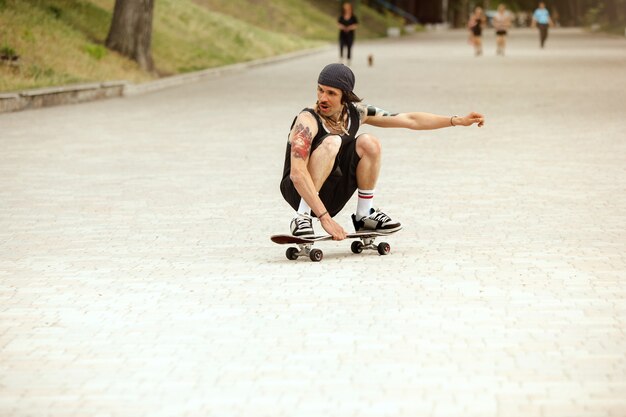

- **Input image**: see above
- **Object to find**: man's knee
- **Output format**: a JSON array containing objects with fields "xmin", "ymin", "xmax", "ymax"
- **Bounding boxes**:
[
  {"xmin": 315, "ymin": 135, "xmax": 342, "ymax": 158},
  {"xmin": 356, "ymin": 134, "xmax": 382, "ymax": 158}
]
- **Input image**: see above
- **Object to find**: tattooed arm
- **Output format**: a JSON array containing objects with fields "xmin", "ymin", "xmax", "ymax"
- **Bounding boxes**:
[
  {"xmin": 288, "ymin": 114, "xmax": 326, "ymax": 212},
  {"xmin": 356, "ymin": 103, "xmax": 484, "ymax": 130},
  {"xmin": 288, "ymin": 111, "xmax": 348, "ymax": 240}
]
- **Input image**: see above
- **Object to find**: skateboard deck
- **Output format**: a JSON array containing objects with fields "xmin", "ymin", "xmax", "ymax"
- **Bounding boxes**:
[{"xmin": 270, "ymin": 229, "xmax": 400, "ymax": 262}]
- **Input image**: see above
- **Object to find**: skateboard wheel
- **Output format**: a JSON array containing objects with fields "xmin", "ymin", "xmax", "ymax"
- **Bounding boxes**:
[
  {"xmin": 309, "ymin": 248, "xmax": 323, "ymax": 262},
  {"xmin": 377, "ymin": 242, "xmax": 390, "ymax": 255},
  {"xmin": 286, "ymin": 247, "xmax": 299, "ymax": 260},
  {"xmin": 351, "ymin": 241, "xmax": 364, "ymax": 254}
]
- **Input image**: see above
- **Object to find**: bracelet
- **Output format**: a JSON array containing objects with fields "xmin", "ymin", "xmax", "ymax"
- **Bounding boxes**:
[
  {"xmin": 318, "ymin": 210, "xmax": 329, "ymax": 219},
  {"xmin": 450, "ymin": 115, "xmax": 458, "ymax": 127}
]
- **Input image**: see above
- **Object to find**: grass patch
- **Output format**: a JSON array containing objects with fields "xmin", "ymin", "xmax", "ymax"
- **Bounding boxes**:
[
  {"xmin": 0, "ymin": 0, "xmax": 149, "ymax": 91},
  {"xmin": 84, "ymin": 42, "xmax": 107, "ymax": 60},
  {"xmin": 150, "ymin": 0, "xmax": 323, "ymax": 75},
  {"xmin": 1, "ymin": 44, "xmax": 17, "ymax": 58}
]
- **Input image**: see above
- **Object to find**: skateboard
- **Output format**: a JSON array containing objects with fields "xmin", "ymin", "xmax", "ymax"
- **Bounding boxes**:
[{"xmin": 270, "ymin": 230, "xmax": 400, "ymax": 262}]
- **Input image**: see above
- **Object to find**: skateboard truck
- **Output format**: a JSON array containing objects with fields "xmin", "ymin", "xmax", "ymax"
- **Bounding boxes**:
[
  {"xmin": 286, "ymin": 244, "xmax": 324, "ymax": 262},
  {"xmin": 350, "ymin": 235, "xmax": 390, "ymax": 256}
]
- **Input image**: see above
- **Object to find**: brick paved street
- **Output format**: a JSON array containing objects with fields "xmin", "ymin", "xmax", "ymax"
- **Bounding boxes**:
[{"xmin": 1, "ymin": 28, "xmax": 625, "ymax": 417}]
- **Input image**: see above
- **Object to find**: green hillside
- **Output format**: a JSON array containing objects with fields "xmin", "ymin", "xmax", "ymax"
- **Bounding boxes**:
[{"xmin": 0, "ymin": 0, "xmax": 394, "ymax": 92}]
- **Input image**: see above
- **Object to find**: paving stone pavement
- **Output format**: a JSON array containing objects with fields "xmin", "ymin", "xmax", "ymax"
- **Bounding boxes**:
[{"xmin": 1, "ymin": 28, "xmax": 625, "ymax": 417}]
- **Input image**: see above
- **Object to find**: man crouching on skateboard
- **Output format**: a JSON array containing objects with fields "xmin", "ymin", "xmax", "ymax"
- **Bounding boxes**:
[{"xmin": 280, "ymin": 63, "xmax": 485, "ymax": 240}]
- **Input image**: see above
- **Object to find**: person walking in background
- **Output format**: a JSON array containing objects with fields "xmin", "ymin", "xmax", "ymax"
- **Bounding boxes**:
[
  {"xmin": 467, "ymin": 6, "xmax": 486, "ymax": 56},
  {"xmin": 493, "ymin": 4, "xmax": 512, "ymax": 56},
  {"xmin": 338, "ymin": 2, "xmax": 358, "ymax": 66},
  {"xmin": 532, "ymin": 2, "xmax": 554, "ymax": 48}
]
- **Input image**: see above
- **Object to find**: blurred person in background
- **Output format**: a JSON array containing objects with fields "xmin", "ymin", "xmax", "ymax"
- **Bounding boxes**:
[
  {"xmin": 493, "ymin": 4, "xmax": 512, "ymax": 55},
  {"xmin": 532, "ymin": 2, "xmax": 554, "ymax": 48},
  {"xmin": 467, "ymin": 6, "xmax": 487, "ymax": 56},
  {"xmin": 338, "ymin": 2, "xmax": 358, "ymax": 66}
]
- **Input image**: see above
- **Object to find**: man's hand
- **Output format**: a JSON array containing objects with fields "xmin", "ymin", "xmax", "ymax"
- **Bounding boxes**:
[
  {"xmin": 457, "ymin": 112, "xmax": 485, "ymax": 127},
  {"xmin": 320, "ymin": 216, "xmax": 348, "ymax": 240}
]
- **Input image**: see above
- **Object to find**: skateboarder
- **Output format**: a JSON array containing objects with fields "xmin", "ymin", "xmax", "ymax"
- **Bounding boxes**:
[{"xmin": 280, "ymin": 63, "xmax": 485, "ymax": 240}]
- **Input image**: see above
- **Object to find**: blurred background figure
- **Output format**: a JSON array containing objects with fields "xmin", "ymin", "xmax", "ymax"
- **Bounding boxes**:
[
  {"xmin": 493, "ymin": 4, "xmax": 512, "ymax": 56},
  {"xmin": 467, "ymin": 6, "xmax": 486, "ymax": 56},
  {"xmin": 338, "ymin": 2, "xmax": 359, "ymax": 66},
  {"xmin": 532, "ymin": 2, "xmax": 554, "ymax": 48}
]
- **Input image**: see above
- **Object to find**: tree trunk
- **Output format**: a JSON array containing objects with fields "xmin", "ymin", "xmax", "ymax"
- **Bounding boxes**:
[
  {"xmin": 105, "ymin": 0, "xmax": 155, "ymax": 72},
  {"xmin": 568, "ymin": 0, "xmax": 583, "ymax": 26},
  {"xmin": 603, "ymin": 0, "xmax": 618, "ymax": 25}
]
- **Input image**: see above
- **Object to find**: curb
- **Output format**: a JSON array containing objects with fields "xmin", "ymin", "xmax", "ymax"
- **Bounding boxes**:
[
  {"xmin": 1, "ymin": 82, "xmax": 127, "ymax": 113},
  {"xmin": 0, "ymin": 45, "xmax": 331, "ymax": 114},
  {"xmin": 123, "ymin": 45, "xmax": 331, "ymax": 96}
]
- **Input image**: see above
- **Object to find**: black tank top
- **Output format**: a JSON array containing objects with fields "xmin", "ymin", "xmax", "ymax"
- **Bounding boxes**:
[
  {"xmin": 338, "ymin": 15, "xmax": 358, "ymax": 35},
  {"xmin": 281, "ymin": 103, "xmax": 360, "ymax": 180}
]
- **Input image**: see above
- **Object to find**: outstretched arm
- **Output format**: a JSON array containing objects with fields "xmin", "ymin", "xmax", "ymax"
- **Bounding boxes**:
[{"xmin": 357, "ymin": 103, "xmax": 484, "ymax": 130}]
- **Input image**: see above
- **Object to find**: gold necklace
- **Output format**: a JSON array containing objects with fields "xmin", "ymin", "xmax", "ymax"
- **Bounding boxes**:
[{"xmin": 317, "ymin": 106, "xmax": 348, "ymax": 135}]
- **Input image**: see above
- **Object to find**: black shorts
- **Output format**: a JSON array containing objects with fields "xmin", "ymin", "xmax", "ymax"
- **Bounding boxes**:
[
  {"xmin": 280, "ymin": 135, "xmax": 361, "ymax": 218},
  {"xmin": 496, "ymin": 30, "xmax": 507, "ymax": 36}
]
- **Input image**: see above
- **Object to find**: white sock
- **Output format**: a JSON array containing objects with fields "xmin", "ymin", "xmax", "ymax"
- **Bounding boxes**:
[
  {"xmin": 356, "ymin": 189, "xmax": 374, "ymax": 218},
  {"xmin": 297, "ymin": 198, "xmax": 311, "ymax": 216}
]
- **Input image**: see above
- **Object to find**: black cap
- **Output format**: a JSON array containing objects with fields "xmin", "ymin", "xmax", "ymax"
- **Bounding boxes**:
[{"xmin": 317, "ymin": 63, "xmax": 355, "ymax": 92}]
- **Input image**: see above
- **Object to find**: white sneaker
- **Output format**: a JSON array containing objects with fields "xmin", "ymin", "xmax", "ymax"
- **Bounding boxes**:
[
  {"xmin": 351, "ymin": 208, "xmax": 402, "ymax": 233},
  {"xmin": 290, "ymin": 213, "xmax": 314, "ymax": 236}
]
